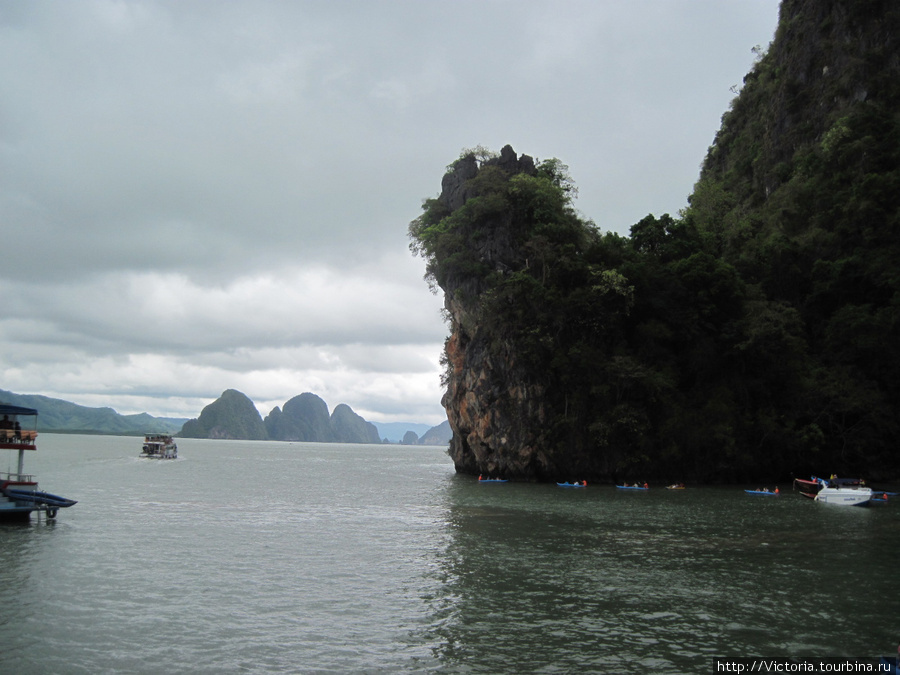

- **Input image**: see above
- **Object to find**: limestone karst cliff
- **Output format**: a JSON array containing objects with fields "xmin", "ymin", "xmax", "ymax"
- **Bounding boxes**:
[
  {"xmin": 265, "ymin": 392, "xmax": 334, "ymax": 442},
  {"xmin": 411, "ymin": 145, "xmax": 626, "ymax": 480},
  {"xmin": 330, "ymin": 403, "xmax": 381, "ymax": 444},
  {"xmin": 410, "ymin": 1, "xmax": 900, "ymax": 482},
  {"xmin": 181, "ymin": 390, "xmax": 383, "ymax": 444},
  {"xmin": 180, "ymin": 389, "xmax": 267, "ymax": 440},
  {"xmin": 263, "ymin": 394, "xmax": 379, "ymax": 443}
]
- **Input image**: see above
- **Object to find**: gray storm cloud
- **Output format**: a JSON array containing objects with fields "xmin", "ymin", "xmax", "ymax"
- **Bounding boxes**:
[{"xmin": 0, "ymin": 0, "xmax": 779, "ymax": 422}]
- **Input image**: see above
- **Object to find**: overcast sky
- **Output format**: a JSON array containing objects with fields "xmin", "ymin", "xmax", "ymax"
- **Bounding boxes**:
[{"xmin": 1, "ymin": 0, "xmax": 780, "ymax": 426}]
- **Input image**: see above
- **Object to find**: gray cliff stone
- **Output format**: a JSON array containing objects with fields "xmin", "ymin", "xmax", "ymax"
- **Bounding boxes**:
[
  {"xmin": 440, "ymin": 153, "xmax": 478, "ymax": 212},
  {"xmin": 434, "ymin": 145, "xmax": 556, "ymax": 479}
]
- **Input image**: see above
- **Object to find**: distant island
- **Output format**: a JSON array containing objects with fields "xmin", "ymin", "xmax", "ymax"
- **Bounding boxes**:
[
  {"xmin": 0, "ymin": 387, "xmax": 449, "ymax": 446},
  {"xmin": 180, "ymin": 389, "xmax": 450, "ymax": 445}
]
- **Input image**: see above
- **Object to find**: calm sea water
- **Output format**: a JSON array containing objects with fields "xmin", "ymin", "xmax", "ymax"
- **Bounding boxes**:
[{"xmin": 1, "ymin": 434, "xmax": 898, "ymax": 674}]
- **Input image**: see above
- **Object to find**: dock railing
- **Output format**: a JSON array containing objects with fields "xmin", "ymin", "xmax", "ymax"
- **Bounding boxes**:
[
  {"xmin": 0, "ymin": 429, "xmax": 38, "ymax": 450},
  {"xmin": 1, "ymin": 471, "xmax": 37, "ymax": 485}
]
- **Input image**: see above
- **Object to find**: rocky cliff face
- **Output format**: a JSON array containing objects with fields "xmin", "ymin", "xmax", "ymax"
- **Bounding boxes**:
[
  {"xmin": 429, "ymin": 146, "xmax": 579, "ymax": 480},
  {"xmin": 442, "ymin": 323, "xmax": 550, "ymax": 478}
]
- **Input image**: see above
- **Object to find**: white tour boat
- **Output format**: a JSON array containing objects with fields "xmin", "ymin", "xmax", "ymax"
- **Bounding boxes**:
[{"xmin": 140, "ymin": 433, "xmax": 178, "ymax": 459}]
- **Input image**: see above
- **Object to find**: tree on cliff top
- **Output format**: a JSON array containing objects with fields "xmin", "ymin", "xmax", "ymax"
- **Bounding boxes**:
[{"xmin": 409, "ymin": 145, "xmax": 583, "ymax": 296}]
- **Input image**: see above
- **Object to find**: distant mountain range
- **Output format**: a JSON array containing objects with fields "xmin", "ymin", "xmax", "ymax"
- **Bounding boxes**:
[
  {"xmin": 0, "ymin": 388, "xmax": 187, "ymax": 435},
  {"xmin": 0, "ymin": 387, "xmax": 450, "ymax": 446}
]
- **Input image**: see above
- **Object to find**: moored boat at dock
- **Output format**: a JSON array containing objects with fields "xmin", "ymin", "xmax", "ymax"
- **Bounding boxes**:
[
  {"xmin": 1, "ymin": 404, "xmax": 77, "ymax": 520},
  {"xmin": 814, "ymin": 481, "xmax": 872, "ymax": 506},
  {"xmin": 794, "ymin": 475, "xmax": 872, "ymax": 505},
  {"xmin": 793, "ymin": 477, "xmax": 821, "ymax": 494},
  {"xmin": 794, "ymin": 475, "xmax": 866, "ymax": 497}
]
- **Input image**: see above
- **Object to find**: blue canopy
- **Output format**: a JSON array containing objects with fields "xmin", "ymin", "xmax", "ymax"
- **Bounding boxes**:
[{"xmin": 0, "ymin": 404, "xmax": 38, "ymax": 417}]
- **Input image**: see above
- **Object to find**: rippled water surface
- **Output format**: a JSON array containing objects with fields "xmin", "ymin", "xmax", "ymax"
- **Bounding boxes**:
[{"xmin": 2, "ymin": 435, "xmax": 898, "ymax": 674}]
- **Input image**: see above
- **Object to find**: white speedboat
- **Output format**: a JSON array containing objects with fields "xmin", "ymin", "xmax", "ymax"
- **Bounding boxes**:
[{"xmin": 814, "ymin": 483, "xmax": 872, "ymax": 506}]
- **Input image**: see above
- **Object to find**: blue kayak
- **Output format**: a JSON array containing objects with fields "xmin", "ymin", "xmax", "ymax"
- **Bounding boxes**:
[
  {"xmin": 616, "ymin": 485, "xmax": 648, "ymax": 490},
  {"xmin": 478, "ymin": 478, "xmax": 508, "ymax": 483},
  {"xmin": 557, "ymin": 482, "xmax": 586, "ymax": 488},
  {"xmin": 744, "ymin": 490, "xmax": 778, "ymax": 496}
]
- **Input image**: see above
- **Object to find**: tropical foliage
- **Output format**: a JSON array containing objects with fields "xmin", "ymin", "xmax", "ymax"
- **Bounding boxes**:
[{"xmin": 410, "ymin": 0, "xmax": 899, "ymax": 480}]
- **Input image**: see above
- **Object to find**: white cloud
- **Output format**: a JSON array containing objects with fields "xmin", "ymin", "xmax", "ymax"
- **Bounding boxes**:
[{"xmin": 0, "ymin": 0, "xmax": 780, "ymax": 424}]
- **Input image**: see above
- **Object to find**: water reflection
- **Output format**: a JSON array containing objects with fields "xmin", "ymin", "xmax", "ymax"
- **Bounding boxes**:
[
  {"xmin": 3, "ymin": 439, "xmax": 898, "ymax": 673},
  {"xmin": 421, "ymin": 479, "xmax": 900, "ymax": 673}
]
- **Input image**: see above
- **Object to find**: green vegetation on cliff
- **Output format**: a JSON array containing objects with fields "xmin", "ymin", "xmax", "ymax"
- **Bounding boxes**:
[
  {"xmin": 684, "ymin": 0, "xmax": 900, "ymax": 478},
  {"xmin": 410, "ymin": 1, "xmax": 899, "ymax": 482}
]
